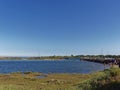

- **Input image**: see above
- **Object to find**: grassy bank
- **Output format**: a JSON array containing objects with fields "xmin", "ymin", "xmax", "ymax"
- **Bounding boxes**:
[
  {"xmin": 0, "ymin": 68, "xmax": 119, "ymax": 90},
  {"xmin": 77, "ymin": 68, "xmax": 120, "ymax": 90},
  {"xmin": 0, "ymin": 72, "xmax": 89, "ymax": 90}
]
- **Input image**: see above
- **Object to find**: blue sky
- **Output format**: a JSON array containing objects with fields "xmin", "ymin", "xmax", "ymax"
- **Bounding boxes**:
[{"xmin": 0, "ymin": 0, "xmax": 120, "ymax": 56}]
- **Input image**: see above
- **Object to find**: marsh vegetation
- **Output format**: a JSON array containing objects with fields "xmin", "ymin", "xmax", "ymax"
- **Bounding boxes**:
[{"xmin": 0, "ymin": 68, "xmax": 119, "ymax": 90}]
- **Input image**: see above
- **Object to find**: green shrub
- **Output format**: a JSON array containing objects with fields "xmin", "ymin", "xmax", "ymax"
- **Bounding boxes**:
[{"xmin": 77, "ymin": 68, "xmax": 120, "ymax": 90}]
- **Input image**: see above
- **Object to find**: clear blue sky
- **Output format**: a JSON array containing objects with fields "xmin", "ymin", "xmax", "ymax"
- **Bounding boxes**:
[{"xmin": 0, "ymin": 0, "xmax": 120, "ymax": 56}]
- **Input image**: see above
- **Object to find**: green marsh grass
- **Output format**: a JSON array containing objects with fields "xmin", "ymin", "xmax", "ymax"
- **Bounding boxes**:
[{"xmin": 0, "ymin": 68, "xmax": 120, "ymax": 90}]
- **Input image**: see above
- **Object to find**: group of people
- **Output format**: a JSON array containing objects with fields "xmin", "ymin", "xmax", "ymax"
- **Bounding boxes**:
[{"xmin": 104, "ymin": 59, "xmax": 120, "ymax": 68}]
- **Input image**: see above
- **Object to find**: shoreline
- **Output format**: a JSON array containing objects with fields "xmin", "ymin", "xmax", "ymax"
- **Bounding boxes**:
[{"xmin": 0, "ymin": 68, "xmax": 119, "ymax": 90}]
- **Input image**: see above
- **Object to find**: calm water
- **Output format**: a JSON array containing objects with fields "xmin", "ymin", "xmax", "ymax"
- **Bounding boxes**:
[{"xmin": 0, "ymin": 59, "xmax": 106, "ymax": 74}]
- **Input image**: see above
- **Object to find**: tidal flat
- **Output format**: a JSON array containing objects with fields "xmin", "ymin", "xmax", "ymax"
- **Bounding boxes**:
[
  {"xmin": 0, "ymin": 72, "xmax": 89, "ymax": 90},
  {"xmin": 0, "ymin": 68, "xmax": 120, "ymax": 90}
]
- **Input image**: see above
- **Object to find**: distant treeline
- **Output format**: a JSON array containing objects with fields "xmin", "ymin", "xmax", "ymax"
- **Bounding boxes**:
[
  {"xmin": 28, "ymin": 55, "xmax": 120, "ymax": 60},
  {"xmin": 0, "ymin": 55, "xmax": 120, "ymax": 60},
  {"xmin": 76, "ymin": 55, "xmax": 120, "ymax": 60},
  {"xmin": 27, "ymin": 55, "xmax": 75, "ymax": 60},
  {"xmin": 0, "ymin": 57, "xmax": 23, "ymax": 60}
]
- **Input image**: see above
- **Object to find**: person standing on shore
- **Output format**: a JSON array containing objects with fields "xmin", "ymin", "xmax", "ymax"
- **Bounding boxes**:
[
  {"xmin": 111, "ymin": 59, "xmax": 116, "ymax": 67},
  {"xmin": 104, "ymin": 60, "xmax": 108, "ymax": 69},
  {"xmin": 118, "ymin": 61, "xmax": 120, "ymax": 68}
]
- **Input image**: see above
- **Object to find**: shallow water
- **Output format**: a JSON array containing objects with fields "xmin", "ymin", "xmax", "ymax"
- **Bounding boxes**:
[{"xmin": 0, "ymin": 59, "xmax": 107, "ymax": 74}]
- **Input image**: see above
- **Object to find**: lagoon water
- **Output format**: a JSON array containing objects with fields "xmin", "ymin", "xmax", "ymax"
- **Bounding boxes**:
[{"xmin": 0, "ymin": 59, "xmax": 106, "ymax": 74}]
